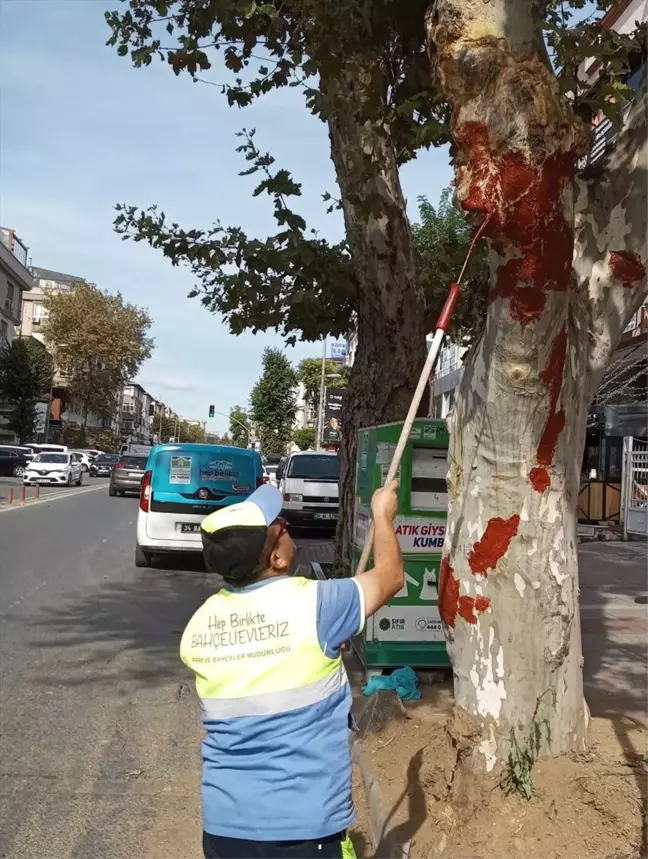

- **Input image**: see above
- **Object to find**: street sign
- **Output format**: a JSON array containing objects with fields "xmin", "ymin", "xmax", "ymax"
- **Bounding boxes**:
[
  {"xmin": 34, "ymin": 401, "xmax": 50, "ymax": 434},
  {"xmin": 323, "ymin": 389, "xmax": 344, "ymax": 442},
  {"xmin": 330, "ymin": 342, "xmax": 347, "ymax": 361}
]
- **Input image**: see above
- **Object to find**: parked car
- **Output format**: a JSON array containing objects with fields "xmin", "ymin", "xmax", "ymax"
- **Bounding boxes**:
[
  {"xmin": 278, "ymin": 450, "xmax": 339, "ymax": 528},
  {"xmin": 264, "ymin": 463, "xmax": 279, "ymax": 486},
  {"xmin": 82, "ymin": 449, "xmax": 102, "ymax": 461},
  {"xmin": 0, "ymin": 448, "xmax": 33, "ymax": 478},
  {"xmin": 23, "ymin": 453, "xmax": 83, "ymax": 486},
  {"xmin": 25, "ymin": 443, "xmax": 68, "ymax": 455},
  {"xmin": 70, "ymin": 450, "xmax": 93, "ymax": 471},
  {"xmin": 0, "ymin": 444, "xmax": 34, "ymax": 461},
  {"xmin": 135, "ymin": 443, "xmax": 264, "ymax": 567},
  {"xmin": 89, "ymin": 453, "xmax": 119, "ymax": 477},
  {"xmin": 109, "ymin": 453, "xmax": 148, "ymax": 497}
]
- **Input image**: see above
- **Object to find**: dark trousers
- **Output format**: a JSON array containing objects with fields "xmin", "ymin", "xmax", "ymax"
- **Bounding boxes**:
[{"xmin": 203, "ymin": 830, "xmax": 349, "ymax": 858}]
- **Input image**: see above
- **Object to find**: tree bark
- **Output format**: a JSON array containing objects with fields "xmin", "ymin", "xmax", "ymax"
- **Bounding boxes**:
[
  {"xmin": 425, "ymin": 0, "xmax": 646, "ymax": 770},
  {"xmin": 325, "ymin": 62, "xmax": 429, "ymax": 568}
]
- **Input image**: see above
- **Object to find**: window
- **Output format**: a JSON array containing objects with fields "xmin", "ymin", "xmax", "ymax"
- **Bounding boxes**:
[
  {"xmin": 7, "ymin": 283, "xmax": 14, "ymax": 306},
  {"xmin": 287, "ymin": 454, "xmax": 339, "ymax": 480},
  {"xmin": 0, "ymin": 320, "xmax": 8, "ymax": 341}
]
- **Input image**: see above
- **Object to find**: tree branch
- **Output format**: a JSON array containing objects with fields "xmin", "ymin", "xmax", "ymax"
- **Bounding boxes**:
[{"xmin": 573, "ymin": 76, "xmax": 648, "ymax": 397}]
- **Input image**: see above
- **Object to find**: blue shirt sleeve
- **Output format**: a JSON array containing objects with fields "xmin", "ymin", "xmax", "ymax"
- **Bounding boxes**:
[{"xmin": 316, "ymin": 578, "xmax": 365, "ymax": 658}]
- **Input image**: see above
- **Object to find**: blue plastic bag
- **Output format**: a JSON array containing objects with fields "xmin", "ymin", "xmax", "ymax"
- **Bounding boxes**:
[{"xmin": 362, "ymin": 665, "xmax": 421, "ymax": 701}]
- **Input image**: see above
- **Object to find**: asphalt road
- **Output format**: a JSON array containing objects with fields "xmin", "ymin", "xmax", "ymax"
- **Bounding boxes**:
[{"xmin": 0, "ymin": 486, "xmax": 335, "ymax": 859}]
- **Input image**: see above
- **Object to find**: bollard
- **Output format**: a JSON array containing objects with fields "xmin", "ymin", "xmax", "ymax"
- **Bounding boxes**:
[
  {"xmin": 7, "ymin": 487, "xmax": 13, "ymax": 505},
  {"xmin": 34, "ymin": 486, "xmax": 40, "ymax": 501},
  {"xmin": 19, "ymin": 485, "xmax": 25, "ymax": 505}
]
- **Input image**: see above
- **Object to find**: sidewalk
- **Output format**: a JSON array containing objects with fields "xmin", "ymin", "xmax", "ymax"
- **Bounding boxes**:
[{"xmin": 579, "ymin": 540, "xmax": 647, "ymax": 727}]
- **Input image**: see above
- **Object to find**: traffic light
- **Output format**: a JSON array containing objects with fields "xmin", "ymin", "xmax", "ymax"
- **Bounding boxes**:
[{"xmin": 208, "ymin": 405, "xmax": 215, "ymax": 418}]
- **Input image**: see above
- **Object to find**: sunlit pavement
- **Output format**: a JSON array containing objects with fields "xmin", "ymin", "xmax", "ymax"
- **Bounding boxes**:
[{"xmin": 0, "ymin": 488, "xmax": 336, "ymax": 859}]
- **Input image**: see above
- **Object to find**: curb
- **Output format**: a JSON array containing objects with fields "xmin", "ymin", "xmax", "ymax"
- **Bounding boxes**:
[{"xmin": 351, "ymin": 731, "xmax": 410, "ymax": 859}]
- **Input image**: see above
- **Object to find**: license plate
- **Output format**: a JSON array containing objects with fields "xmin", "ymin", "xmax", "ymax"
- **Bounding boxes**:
[
  {"xmin": 128, "ymin": 472, "xmax": 141, "ymax": 478},
  {"xmin": 314, "ymin": 513, "xmax": 337, "ymax": 520},
  {"xmin": 179, "ymin": 523, "xmax": 201, "ymax": 533}
]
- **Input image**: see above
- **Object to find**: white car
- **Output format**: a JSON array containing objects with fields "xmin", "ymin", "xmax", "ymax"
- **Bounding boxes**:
[
  {"xmin": 70, "ymin": 450, "xmax": 93, "ymax": 471},
  {"xmin": 23, "ymin": 453, "xmax": 84, "ymax": 487},
  {"xmin": 264, "ymin": 464, "xmax": 279, "ymax": 486}
]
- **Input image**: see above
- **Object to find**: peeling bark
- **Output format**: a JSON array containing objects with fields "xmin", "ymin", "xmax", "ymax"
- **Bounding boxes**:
[
  {"xmin": 574, "ymin": 77, "xmax": 648, "ymax": 399},
  {"xmin": 326, "ymin": 63, "xmax": 429, "ymax": 567},
  {"xmin": 426, "ymin": 0, "xmax": 596, "ymax": 769}
]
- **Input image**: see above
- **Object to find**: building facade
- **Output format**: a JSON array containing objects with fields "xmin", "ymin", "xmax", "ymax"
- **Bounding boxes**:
[{"xmin": 0, "ymin": 229, "xmax": 33, "ymax": 344}]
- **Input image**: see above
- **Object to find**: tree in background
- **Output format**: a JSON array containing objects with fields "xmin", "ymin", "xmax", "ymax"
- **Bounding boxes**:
[
  {"xmin": 250, "ymin": 348, "xmax": 297, "ymax": 456},
  {"xmin": 0, "ymin": 338, "xmax": 54, "ymax": 443},
  {"xmin": 412, "ymin": 189, "xmax": 489, "ymax": 344},
  {"xmin": 229, "ymin": 405, "xmax": 250, "ymax": 448},
  {"xmin": 157, "ymin": 414, "xmax": 205, "ymax": 444},
  {"xmin": 42, "ymin": 282, "xmax": 153, "ymax": 442},
  {"xmin": 293, "ymin": 427, "xmax": 316, "ymax": 451},
  {"xmin": 296, "ymin": 358, "xmax": 349, "ymax": 414}
]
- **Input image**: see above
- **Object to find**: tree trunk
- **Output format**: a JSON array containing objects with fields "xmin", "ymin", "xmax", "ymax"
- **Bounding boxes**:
[
  {"xmin": 426, "ymin": 0, "xmax": 585, "ymax": 769},
  {"xmin": 325, "ymin": 62, "xmax": 429, "ymax": 568}
]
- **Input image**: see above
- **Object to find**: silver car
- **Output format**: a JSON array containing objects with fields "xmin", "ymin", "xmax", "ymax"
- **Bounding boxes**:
[{"xmin": 109, "ymin": 454, "xmax": 148, "ymax": 497}]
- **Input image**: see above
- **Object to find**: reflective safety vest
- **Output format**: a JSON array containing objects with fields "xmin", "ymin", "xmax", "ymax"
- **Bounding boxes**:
[
  {"xmin": 180, "ymin": 576, "xmax": 356, "ymax": 842},
  {"xmin": 180, "ymin": 576, "xmax": 346, "ymax": 718}
]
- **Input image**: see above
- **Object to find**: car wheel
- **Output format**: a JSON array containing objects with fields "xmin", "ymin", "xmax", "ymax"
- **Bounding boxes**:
[
  {"xmin": 134, "ymin": 544, "xmax": 151, "ymax": 568},
  {"xmin": 109, "ymin": 484, "xmax": 117, "ymax": 497},
  {"xmin": 82, "ymin": 463, "xmax": 88, "ymax": 472},
  {"xmin": 12, "ymin": 465, "xmax": 25, "ymax": 478}
]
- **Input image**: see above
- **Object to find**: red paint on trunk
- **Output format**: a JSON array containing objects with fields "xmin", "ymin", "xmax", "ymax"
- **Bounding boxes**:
[
  {"xmin": 457, "ymin": 594, "xmax": 491, "ymax": 624},
  {"xmin": 455, "ymin": 122, "xmax": 575, "ymax": 326},
  {"xmin": 609, "ymin": 251, "xmax": 646, "ymax": 287},
  {"xmin": 529, "ymin": 328, "xmax": 568, "ymax": 492},
  {"xmin": 439, "ymin": 555, "xmax": 491, "ymax": 627},
  {"xmin": 529, "ymin": 465, "xmax": 550, "ymax": 493},
  {"xmin": 468, "ymin": 514, "xmax": 521, "ymax": 575},
  {"xmin": 438, "ymin": 555, "xmax": 459, "ymax": 628}
]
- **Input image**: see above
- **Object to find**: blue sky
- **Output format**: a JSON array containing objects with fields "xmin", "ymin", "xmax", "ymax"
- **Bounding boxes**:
[{"xmin": 0, "ymin": 0, "xmax": 452, "ymax": 434}]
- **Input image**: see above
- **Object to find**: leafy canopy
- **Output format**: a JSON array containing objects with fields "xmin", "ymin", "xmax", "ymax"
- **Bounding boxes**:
[
  {"xmin": 42, "ymin": 282, "xmax": 154, "ymax": 422},
  {"xmin": 108, "ymin": 0, "xmax": 645, "ymax": 347},
  {"xmin": 0, "ymin": 338, "xmax": 54, "ymax": 443},
  {"xmin": 293, "ymin": 426, "xmax": 316, "ymax": 450},
  {"xmin": 249, "ymin": 347, "xmax": 297, "ymax": 455},
  {"xmin": 297, "ymin": 358, "xmax": 349, "ymax": 410},
  {"xmin": 229, "ymin": 405, "xmax": 251, "ymax": 447}
]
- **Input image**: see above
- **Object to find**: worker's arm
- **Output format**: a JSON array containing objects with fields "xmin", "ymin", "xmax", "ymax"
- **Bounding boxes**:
[{"xmin": 355, "ymin": 480, "xmax": 403, "ymax": 618}]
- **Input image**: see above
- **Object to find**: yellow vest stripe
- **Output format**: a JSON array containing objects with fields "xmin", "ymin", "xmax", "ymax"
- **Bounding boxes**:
[{"xmin": 200, "ymin": 663, "xmax": 346, "ymax": 719}]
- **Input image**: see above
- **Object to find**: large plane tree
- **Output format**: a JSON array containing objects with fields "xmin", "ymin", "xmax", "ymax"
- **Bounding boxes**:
[{"xmin": 108, "ymin": 0, "xmax": 646, "ymax": 766}]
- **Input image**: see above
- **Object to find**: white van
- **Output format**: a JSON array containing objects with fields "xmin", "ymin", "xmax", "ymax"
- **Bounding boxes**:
[{"xmin": 279, "ymin": 450, "xmax": 339, "ymax": 528}]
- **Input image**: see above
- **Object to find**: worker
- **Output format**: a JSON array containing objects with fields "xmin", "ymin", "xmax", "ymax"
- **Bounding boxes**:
[{"xmin": 180, "ymin": 480, "xmax": 403, "ymax": 859}]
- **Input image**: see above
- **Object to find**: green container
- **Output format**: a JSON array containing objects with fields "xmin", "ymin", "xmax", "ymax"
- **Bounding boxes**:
[{"xmin": 351, "ymin": 418, "xmax": 450, "ymax": 674}]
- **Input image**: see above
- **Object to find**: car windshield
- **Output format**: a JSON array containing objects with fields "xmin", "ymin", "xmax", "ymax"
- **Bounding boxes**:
[
  {"xmin": 97, "ymin": 455, "xmax": 119, "ymax": 463},
  {"xmin": 120, "ymin": 456, "xmax": 147, "ymax": 469},
  {"xmin": 287, "ymin": 455, "xmax": 339, "ymax": 480},
  {"xmin": 34, "ymin": 454, "xmax": 69, "ymax": 464}
]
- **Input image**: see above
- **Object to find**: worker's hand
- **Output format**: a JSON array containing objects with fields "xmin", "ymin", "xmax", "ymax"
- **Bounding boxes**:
[{"xmin": 371, "ymin": 480, "xmax": 399, "ymax": 522}]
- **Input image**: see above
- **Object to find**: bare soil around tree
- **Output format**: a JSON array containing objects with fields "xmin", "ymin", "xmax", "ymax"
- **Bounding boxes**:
[{"xmin": 358, "ymin": 687, "xmax": 646, "ymax": 859}]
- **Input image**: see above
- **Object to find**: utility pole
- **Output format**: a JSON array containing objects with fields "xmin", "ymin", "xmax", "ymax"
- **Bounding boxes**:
[{"xmin": 316, "ymin": 337, "xmax": 327, "ymax": 451}]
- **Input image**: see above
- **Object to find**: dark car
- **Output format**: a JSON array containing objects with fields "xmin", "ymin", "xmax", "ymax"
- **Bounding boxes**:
[
  {"xmin": 109, "ymin": 454, "xmax": 148, "ymax": 497},
  {"xmin": 0, "ymin": 448, "xmax": 32, "ymax": 478},
  {"xmin": 90, "ymin": 453, "xmax": 119, "ymax": 477}
]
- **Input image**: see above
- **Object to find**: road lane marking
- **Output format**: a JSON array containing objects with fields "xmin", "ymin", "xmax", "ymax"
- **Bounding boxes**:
[{"xmin": 0, "ymin": 483, "xmax": 108, "ymax": 513}]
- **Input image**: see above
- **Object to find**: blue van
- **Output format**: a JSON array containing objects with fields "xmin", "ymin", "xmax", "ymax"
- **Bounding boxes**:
[{"xmin": 135, "ymin": 443, "xmax": 264, "ymax": 567}]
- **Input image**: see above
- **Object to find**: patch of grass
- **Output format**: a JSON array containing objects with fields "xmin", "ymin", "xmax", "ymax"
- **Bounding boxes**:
[{"xmin": 501, "ymin": 688, "xmax": 556, "ymax": 801}]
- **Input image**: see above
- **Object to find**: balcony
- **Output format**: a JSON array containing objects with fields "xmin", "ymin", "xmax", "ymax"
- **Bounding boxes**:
[{"xmin": 0, "ymin": 228, "xmax": 28, "ymax": 268}]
